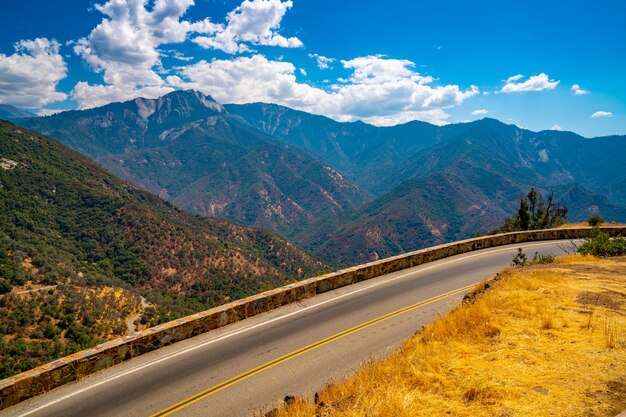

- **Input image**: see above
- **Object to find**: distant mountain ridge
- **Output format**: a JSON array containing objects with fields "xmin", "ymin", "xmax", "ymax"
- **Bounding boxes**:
[
  {"xmin": 0, "ymin": 104, "xmax": 37, "ymax": 120},
  {"xmin": 22, "ymin": 90, "xmax": 370, "ymax": 238},
  {"xmin": 19, "ymin": 91, "xmax": 626, "ymax": 266}
]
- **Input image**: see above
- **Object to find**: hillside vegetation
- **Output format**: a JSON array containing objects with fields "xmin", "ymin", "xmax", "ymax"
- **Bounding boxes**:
[
  {"xmin": 276, "ymin": 255, "xmax": 626, "ymax": 416},
  {"xmin": 0, "ymin": 121, "xmax": 325, "ymax": 378},
  {"xmin": 20, "ymin": 92, "xmax": 626, "ymax": 267},
  {"xmin": 21, "ymin": 90, "xmax": 369, "ymax": 238}
]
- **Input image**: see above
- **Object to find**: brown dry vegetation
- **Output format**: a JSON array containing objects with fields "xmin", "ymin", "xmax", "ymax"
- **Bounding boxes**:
[
  {"xmin": 276, "ymin": 255, "xmax": 626, "ymax": 417},
  {"xmin": 558, "ymin": 222, "xmax": 626, "ymax": 228}
]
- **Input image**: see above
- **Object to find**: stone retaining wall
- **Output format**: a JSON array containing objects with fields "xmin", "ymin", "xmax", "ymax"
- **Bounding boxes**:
[{"xmin": 1, "ymin": 226, "xmax": 624, "ymax": 409}]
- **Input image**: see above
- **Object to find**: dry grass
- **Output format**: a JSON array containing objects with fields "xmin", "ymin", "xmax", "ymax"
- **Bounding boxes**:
[
  {"xmin": 558, "ymin": 222, "xmax": 626, "ymax": 228},
  {"xmin": 276, "ymin": 255, "xmax": 626, "ymax": 417}
]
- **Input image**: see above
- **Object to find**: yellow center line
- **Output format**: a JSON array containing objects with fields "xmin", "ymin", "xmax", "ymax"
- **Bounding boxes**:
[{"xmin": 150, "ymin": 284, "xmax": 474, "ymax": 417}]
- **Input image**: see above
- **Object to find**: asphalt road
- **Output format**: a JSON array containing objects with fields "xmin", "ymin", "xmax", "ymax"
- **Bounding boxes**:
[{"xmin": 2, "ymin": 240, "xmax": 576, "ymax": 417}]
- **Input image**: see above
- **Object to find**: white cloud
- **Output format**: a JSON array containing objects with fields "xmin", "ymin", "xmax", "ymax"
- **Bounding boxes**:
[
  {"xmin": 591, "ymin": 111, "xmax": 612, "ymax": 118},
  {"xmin": 308, "ymin": 53, "xmax": 335, "ymax": 70},
  {"xmin": 571, "ymin": 84, "xmax": 589, "ymax": 95},
  {"xmin": 341, "ymin": 55, "xmax": 428, "ymax": 85},
  {"xmin": 193, "ymin": 0, "xmax": 302, "ymax": 54},
  {"xmin": 550, "ymin": 124, "xmax": 562, "ymax": 130},
  {"xmin": 356, "ymin": 109, "xmax": 451, "ymax": 127},
  {"xmin": 471, "ymin": 109, "xmax": 488, "ymax": 115},
  {"xmin": 501, "ymin": 73, "xmax": 559, "ymax": 93},
  {"xmin": 72, "ymin": 0, "xmax": 303, "ymax": 108},
  {"xmin": 71, "ymin": 82, "xmax": 174, "ymax": 109},
  {"xmin": 37, "ymin": 108, "xmax": 68, "ymax": 116},
  {"xmin": 0, "ymin": 38, "xmax": 67, "ymax": 107},
  {"xmin": 505, "ymin": 74, "xmax": 524, "ymax": 84},
  {"xmin": 299, "ymin": 68, "xmax": 307, "ymax": 76},
  {"xmin": 169, "ymin": 54, "xmax": 478, "ymax": 126},
  {"xmin": 72, "ymin": 0, "xmax": 220, "ymax": 108}
]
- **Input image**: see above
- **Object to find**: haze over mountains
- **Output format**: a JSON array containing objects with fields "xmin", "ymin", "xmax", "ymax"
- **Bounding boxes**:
[
  {"xmin": 19, "ymin": 90, "xmax": 626, "ymax": 265},
  {"xmin": 22, "ymin": 91, "xmax": 368, "ymax": 238}
]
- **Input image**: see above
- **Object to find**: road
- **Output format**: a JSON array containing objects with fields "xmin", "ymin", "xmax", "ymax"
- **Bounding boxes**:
[
  {"xmin": 127, "ymin": 296, "xmax": 151, "ymax": 334},
  {"xmin": 2, "ymin": 240, "xmax": 575, "ymax": 417}
]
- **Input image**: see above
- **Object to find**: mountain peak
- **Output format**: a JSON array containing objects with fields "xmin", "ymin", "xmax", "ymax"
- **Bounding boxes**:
[
  {"xmin": 131, "ymin": 90, "xmax": 223, "ymax": 121},
  {"xmin": 132, "ymin": 89, "xmax": 224, "ymax": 122},
  {"xmin": 161, "ymin": 89, "xmax": 222, "ymax": 109}
]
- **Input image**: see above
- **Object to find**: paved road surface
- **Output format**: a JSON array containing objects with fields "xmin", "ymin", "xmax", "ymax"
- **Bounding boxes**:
[{"xmin": 2, "ymin": 240, "xmax": 575, "ymax": 417}]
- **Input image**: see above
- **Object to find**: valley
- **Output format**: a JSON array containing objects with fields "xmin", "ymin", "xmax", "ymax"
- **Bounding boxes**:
[
  {"xmin": 20, "ymin": 90, "xmax": 626, "ymax": 266},
  {"xmin": 1, "ymin": 90, "xmax": 625, "ymax": 383}
]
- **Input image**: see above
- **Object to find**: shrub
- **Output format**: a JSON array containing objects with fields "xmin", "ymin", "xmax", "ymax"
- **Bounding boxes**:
[
  {"xmin": 0, "ymin": 279, "xmax": 11, "ymax": 294},
  {"xmin": 587, "ymin": 213, "xmax": 605, "ymax": 226},
  {"xmin": 511, "ymin": 248, "xmax": 528, "ymax": 266},
  {"xmin": 578, "ymin": 228, "xmax": 626, "ymax": 257},
  {"xmin": 511, "ymin": 248, "xmax": 555, "ymax": 267},
  {"xmin": 529, "ymin": 252, "xmax": 555, "ymax": 265}
]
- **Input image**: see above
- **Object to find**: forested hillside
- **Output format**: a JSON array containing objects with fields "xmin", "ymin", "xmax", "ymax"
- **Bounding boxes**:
[{"xmin": 0, "ymin": 121, "xmax": 325, "ymax": 378}]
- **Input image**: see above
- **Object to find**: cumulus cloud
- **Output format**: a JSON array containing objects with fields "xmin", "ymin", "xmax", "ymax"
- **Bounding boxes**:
[
  {"xmin": 505, "ymin": 74, "xmax": 524, "ymax": 84},
  {"xmin": 71, "ymin": 82, "xmax": 174, "ymax": 109},
  {"xmin": 0, "ymin": 38, "xmax": 67, "ymax": 107},
  {"xmin": 501, "ymin": 73, "xmax": 559, "ymax": 93},
  {"xmin": 471, "ymin": 109, "xmax": 488, "ymax": 115},
  {"xmin": 72, "ymin": 0, "xmax": 221, "ymax": 108},
  {"xmin": 550, "ymin": 124, "xmax": 562, "ymax": 130},
  {"xmin": 71, "ymin": 0, "xmax": 303, "ymax": 108},
  {"xmin": 309, "ymin": 53, "xmax": 335, "ymax": 69},
  {"xmin": 571, "ymin": 84, "xmax": 589, "ymax": 95},
  {"xmin": 591, "ymin": 111, "xmax": 612, "ymax": 118},
  {"xmin": 169, "ymin": 54, "xmax": 478, "ymax": 126},
  {"xmin": 193, "ymin": 0, "xmax": 302, "ymax": 53}
]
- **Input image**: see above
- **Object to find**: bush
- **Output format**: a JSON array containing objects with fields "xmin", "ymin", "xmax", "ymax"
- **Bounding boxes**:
[
  {"xmin": 587, "ymin": 213, "xmax": 605, "ymax": 226},
  {"xmin": 530, "ymin": 252, "xmax": 555, "ymax": 265},
  {"xmin": 0, "ymin": 279, "xmax": 11, "ymax": 294},
  {"xmin": 578, "ymin": 228, "xmax": 626, "ymax": 257},
  {"xmin": 511, "ymin": 248, "xmax": 527, "ymax": 266},
  {"xmin": 511, "ymin": 248, "xmax": 555, "ymax": 267}
]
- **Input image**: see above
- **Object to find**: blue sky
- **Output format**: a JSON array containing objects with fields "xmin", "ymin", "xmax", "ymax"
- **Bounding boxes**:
[{"xmin": 1, "ymin": 0, "xmax": 624, "ymax": 137}]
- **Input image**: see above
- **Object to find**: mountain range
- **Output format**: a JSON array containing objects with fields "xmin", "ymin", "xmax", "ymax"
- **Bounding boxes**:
[
  {"xmin": 18, "ymin": 90, "xmax": 626, "ymax": 266},
  {"xmin": 0, "ymin": 104, "xmax": 36, "ymax": 120},
  {"xmin": 21, "ymin": 91, "xmax": 368, "ymax": 238}
]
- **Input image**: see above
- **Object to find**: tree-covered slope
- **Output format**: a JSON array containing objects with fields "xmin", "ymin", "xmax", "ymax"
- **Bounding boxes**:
[
  {"xmin": 0, "ymin": 121, "xmax": 325, "ymax": 378},
  {"xmin": 21, "ymin": 91, "xmax": 370, "ymax": 238}
]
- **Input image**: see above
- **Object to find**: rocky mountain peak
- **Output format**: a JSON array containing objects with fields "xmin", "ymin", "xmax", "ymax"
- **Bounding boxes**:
[{"xmin": 133, "ymin": 90, "xmax": 224, "ymax": 123}]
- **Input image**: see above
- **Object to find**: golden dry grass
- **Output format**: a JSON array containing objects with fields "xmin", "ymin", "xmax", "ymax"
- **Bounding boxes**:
[
  {"xmin": 558, "ymin": 222, "xmax": 626, "ymax": 228},
  {"xmin": 276, "ymin": 255, "xmax": 626, "ymax": 417}
]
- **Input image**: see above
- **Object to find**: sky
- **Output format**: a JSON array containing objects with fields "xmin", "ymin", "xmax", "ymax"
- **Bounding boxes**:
[{"xmin": 0, "ymin": 0, "xmax": 625, "ymax": 137}]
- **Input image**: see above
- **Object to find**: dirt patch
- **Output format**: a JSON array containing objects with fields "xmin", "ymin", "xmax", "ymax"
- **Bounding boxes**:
[
  {"xmin": 583, "ymin": 375, "xmax": 626, "ymax": 417},
  {"xmin": 577, "ymin": 291, "xmax": 623, "ymax": 311}
]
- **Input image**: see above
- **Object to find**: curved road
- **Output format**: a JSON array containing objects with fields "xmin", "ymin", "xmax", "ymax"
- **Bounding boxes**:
[{"xmin": 2, "ymin": 240, "xmax": 576, "ymax": 417}]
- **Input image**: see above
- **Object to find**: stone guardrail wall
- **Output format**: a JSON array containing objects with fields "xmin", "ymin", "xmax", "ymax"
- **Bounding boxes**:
[{"xmin": 1, "ymin": 226, "xmax": 625, "ymax": 409}]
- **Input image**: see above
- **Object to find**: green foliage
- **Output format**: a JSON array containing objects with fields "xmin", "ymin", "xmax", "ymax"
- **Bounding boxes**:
[
  {"xmin": 578, "ymin": 228, "xmax": 626, "ymax": 257},
  {"xmin": 587, "ymin": 213, "xmax": 605, "ymax": 227},
  {"xmin": 0, "ymin": 121, "xmax": 325, "ymax": 379},
  {"xmin": 511, "ymin": 248, "xmax": 527, "ymax": 266},
  {"xmin": 511, "ymin": 248, "xmax": 555, "ymax": 267},
  {"xmin": 499, "ymin": 188, "xmax": 568, "ymax": 232}
]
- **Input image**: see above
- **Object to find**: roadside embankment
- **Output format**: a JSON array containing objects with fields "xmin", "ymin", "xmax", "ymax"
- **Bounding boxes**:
[
  {"xmin": 2, "ymin": 227, "xmax": 624, "ymax": 410},
  {"xmin": 276, "ymin": 254, "xmax": 626, "ymax": 417}
]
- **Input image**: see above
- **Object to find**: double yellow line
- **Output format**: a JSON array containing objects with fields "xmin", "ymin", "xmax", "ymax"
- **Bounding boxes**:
[{"xmin": 151, "ymin": 284, "xmax": 474, "ymax": 416}]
